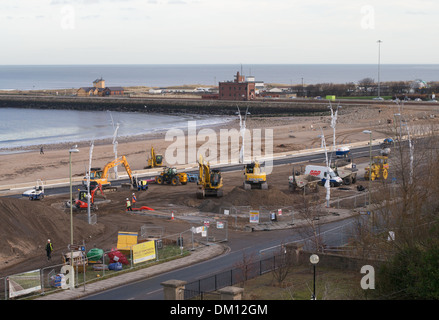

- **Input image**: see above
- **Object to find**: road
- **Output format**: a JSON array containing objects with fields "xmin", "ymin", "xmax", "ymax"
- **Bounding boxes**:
[
  {"xmin": 82, "ymin": 218, "xmax": 357, "ymax": 300},
  {"xmin": 12, "ymin": 143, "xmax": 380, "ymax": 199}
]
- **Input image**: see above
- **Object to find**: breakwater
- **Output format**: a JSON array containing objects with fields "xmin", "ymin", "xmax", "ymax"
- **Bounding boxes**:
[{"xmin": 0, "ymin": 95, "xmax": 371, "ymax": 116}]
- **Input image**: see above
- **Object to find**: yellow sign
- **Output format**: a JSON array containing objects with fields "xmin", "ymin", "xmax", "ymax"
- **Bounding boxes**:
[
  {"xmin": 133, "ymin": 241, "xmax": 156, "ymax": 264},
  {"xmin": 117, "ymin": 231, "xmax": 138, "ymax": 250}
]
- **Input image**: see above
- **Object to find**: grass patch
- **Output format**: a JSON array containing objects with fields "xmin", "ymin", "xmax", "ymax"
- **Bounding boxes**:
[{"xmin": 241, "ymin": 265, "xmax": 366, "ymax": 300}]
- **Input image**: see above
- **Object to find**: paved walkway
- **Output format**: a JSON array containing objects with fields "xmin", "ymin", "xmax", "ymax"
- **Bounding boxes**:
[
  {"xmin": 36, "ymin": 243, "xmax": 226, "ymax": 300},
  {"xmin": 35, "ymin": 204, "xmax": 357, "ymax": 300}
]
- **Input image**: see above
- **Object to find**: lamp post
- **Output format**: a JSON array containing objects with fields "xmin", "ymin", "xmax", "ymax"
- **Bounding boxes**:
[
  {"xmin": 363, "ymin": 130, "xmax": 372, "ymax": 223},
  {"xmin": 310, "ymin": 254, "xmax": 319, "ymax": 300},
  {"xmin": 377, "ymin": 40, "xmax": 382, "ymax": 99},
  {"xmin": 69, "ymin": 145, "xmax": 79, "ymax": 267}
]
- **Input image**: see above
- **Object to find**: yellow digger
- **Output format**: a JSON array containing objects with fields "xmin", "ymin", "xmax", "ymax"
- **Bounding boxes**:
[
  {"xmin": 196, "ymin": 155, "xmax": 223, "ymax": 198},
  {"xmin": 364, "ymin": 156, "xmax": 389, "ymax": 181},
  {"xmin": 146, "ymin": 146, "xmax": 164, "ymax": 168},
  {"xmin": 243, "ymin": 161, "xmax": 268, "ymax": 190}
]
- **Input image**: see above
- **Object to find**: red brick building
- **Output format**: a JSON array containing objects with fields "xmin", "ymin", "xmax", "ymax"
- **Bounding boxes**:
[{"xmin": 218, "ymin": 72, "xmax": 256, "ymax": 101}]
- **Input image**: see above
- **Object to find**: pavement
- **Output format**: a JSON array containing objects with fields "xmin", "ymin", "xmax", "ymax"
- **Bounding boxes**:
[
  {"xmin": 35, "ymin": 242, "xmax": 227, "ymax": 300},
  {"xmin": 35, "ymin": 204, "xmax": 356, "ymax": 300}
]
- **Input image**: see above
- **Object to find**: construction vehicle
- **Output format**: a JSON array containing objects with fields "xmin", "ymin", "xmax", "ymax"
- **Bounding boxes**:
[
  {"xmin": 288, "ymin": 168, "xmax": 320, "ymax": 193},
  {"xmin": 333, "ymin": 158, "xmax": 358, "ymax": 185},
  {"xmin": 146, "ymin": 146, "xmax": 164, "ymax": 168},
  {"xmin": 155, "ymin": 167, "xmax": 188, "ymax": 186},
  {"xmin": 197, "ymin": 155, "xmax": 223, "ymax": 198},
  {"xmin": 22, "ymin": 179, "xmax": 45, "ymax": 200},
  {"xmin": 84, "ymin": 156, "xmax": 138, "ymax": 190},
  {"xmin": 243, "ymin": 161, "xmax": 268, "ymax": 190},
  {"xmin": 66, "ymin": 183, "xmax": 105, "ymax": 210},
  {"xmin": 364, "ymin": 155, "xmax": 389, "ymax": 181},
  {"xmin": 380, "ymin": 138, "xmax": 393, "ymax": 156},
  {"xmin": 304, "ymin": 165, "xmax": 343, "ymax": 187}
]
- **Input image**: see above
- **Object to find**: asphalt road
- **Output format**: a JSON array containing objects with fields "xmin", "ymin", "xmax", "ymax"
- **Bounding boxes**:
[
  {"xmin": 82, "ymin": 218, "xmax": 357, "ymax": 300},
  {"xmin": 10, "ymin": 143, "xmax": 380, "ymax": 198}
]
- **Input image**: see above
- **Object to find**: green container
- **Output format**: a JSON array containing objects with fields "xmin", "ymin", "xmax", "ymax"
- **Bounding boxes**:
[{"xmin": 87, "ymin": 248, "xmax": 104, "ymax": 261}]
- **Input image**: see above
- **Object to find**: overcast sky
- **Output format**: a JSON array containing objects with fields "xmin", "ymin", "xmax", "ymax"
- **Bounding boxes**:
[{"xmin": 1, "ymin": 0, "xmax": 438, "ymax": 65}]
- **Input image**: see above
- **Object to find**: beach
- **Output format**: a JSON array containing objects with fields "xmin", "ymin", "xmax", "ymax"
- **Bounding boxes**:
[{"xmin": 2, "ymin": 102, "xmax": 438, "ymax": 188}]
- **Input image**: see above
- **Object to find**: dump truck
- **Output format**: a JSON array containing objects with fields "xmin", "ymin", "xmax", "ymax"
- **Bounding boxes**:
[
  {"xmin": 243, "ymin": 161, "xmax": 268, "ymax": 190},
  {"xmin": 197, "ymin": 155, "xmax": 223, "ymax": 198},
  {"xmin": 333, "ymin": 158, "xmax": 358, "ymax": 185},
  {"xmin": 288, "ymin": 168, "xmax": 320, "ymax": 192},
  {"xmin": 364, "ymin": 156, "xmax": 389, "ymax": 181}
]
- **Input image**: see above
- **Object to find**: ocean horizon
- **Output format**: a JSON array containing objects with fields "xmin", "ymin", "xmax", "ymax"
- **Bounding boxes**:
[{"xmin": 0, "ymin": 64, "xmax": 438, "ymax": 91}]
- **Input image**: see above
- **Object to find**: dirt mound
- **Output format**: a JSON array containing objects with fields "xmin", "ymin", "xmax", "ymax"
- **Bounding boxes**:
[
  {"xmin": 0, "ymin": 197, "xmax": 104, "ymax": 269},
  {"xmin": 198, "ymin": 185, "xmax": 293, "ymax": 213}
]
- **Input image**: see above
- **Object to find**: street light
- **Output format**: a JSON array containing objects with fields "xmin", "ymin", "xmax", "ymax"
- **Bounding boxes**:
[
  {"xmin": 363, "ymin": 130, "xmax": 372, "ymax": 222},
  {"xmin": 377, "ymin": 40, "xmax": 383, "ymax": 99},
  {"xmin": 69, "ymin": 145, "xmax": 79, "ymax": 267},
  {"xmin": 310, "ymin": 254, "xmax": 319, "ymax": 300}
]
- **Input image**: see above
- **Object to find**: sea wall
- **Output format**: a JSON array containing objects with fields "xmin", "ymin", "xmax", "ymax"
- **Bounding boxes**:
[{"xmin": 0, "ymin": 95, "xmax": 370, "ymax": 116}]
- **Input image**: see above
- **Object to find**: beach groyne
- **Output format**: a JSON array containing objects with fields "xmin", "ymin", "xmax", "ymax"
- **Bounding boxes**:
[{"xmin": 0, "ymin": 95, "xmax": 372, "ymax": 116}]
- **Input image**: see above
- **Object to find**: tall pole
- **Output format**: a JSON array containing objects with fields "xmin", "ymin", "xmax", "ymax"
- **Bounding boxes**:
[
  {"xmin": 69, "ymin": 146, "xmax": 79, "ymax": 270},
  {"xmin": 69, "ymin": 151, "xmax": 73, "ymax": 253},
  {"xmin": 377, "ymin": 40, "xmax": 382, "ymax": 98}
]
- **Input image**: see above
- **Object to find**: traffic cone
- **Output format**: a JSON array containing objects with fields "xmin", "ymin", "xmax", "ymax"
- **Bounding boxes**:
[{"xmin": 171, "ymin": 211, "xmax": 174, "ymax": 220}]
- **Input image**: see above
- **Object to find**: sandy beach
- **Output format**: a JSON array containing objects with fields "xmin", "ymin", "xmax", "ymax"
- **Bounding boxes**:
[{"xmin": 2, "ymin": 102, "xmax": 438, "ymax": 188}]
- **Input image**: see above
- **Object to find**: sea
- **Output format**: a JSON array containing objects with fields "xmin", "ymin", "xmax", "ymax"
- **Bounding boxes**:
[
  {"xmin": 1, "ymin": 64, "xmax": 438, "ymax": 90},
  {"xmin": 0, "ymin": 64, "xmax": 438, "ymax": 151},
  {"xmin": 0, "ymin": 108, "xmax": 232, "ymax": 152}
]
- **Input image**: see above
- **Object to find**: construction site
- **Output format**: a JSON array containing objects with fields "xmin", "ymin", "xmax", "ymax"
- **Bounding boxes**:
[{"xmin": 1, "ymin": 101, "xmax": 439, "ymax": 299}]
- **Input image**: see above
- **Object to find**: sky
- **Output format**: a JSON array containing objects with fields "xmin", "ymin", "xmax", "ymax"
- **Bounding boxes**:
[{"xmin": 1, "ymin": 0, "xmax": 438, "ymax": 65}]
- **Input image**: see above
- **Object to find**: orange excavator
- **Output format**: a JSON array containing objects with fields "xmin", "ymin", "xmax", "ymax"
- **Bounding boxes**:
[{"xmin": 67, "ymin": 184, "xmax": 105, "ymax": 210}]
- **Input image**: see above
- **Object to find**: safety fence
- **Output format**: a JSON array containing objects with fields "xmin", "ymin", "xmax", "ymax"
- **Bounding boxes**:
[
  {"xmin": 183, "ymin": 252, "xmax": 289, "ymax": 300},
  {"xmin": 0, "ymin": 220, "xmax": 228, "ymax": 300}
]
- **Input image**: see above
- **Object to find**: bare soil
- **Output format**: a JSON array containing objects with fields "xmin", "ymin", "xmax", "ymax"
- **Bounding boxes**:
[{"xmin": 1, "ymin": 102, "xmax": 438, "ymax": 277}]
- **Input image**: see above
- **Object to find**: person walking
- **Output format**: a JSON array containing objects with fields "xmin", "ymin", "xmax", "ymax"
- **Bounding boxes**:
[
  {"xmin": 40, "ymin": 146, "xmax": 44, "ymax": 154},
  {"xmin": 46, "ymin": 239, "xmax": 53, "ymax": 261},
  {"xmin": 132, "ymin": 193, "xmax": 137, "ymax": 208},
  {"xmin": 126, "ymin": 198, "xmax": 132, "ymax": 211}
]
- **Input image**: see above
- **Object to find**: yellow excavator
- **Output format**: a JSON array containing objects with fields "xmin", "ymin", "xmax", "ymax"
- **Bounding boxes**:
[
  {"xmin": 146, "ymin": 146, "xmax": 164, "ymax": 168},
  {"xmin": 196, "ymin": 155, "xmax": 223, "ymax": 199},
  {"xmin": 243, "ymin": 161, "xmax": 268, "ymax": 190},
  {"xmin": 84, "ymin": 156, "xmax": 137, "ymax": 190}
]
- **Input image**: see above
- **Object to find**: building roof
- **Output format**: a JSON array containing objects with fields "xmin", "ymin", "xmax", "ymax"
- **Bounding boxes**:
[
  {"xmin": 105, "ymin": 87, "xmax": 124, "ymax": 91},
  {"xmin": 79, "ymin": 87, "xmax": 96, "ymax": 92},
  {"xmin": 93, "ymin": 78, "xmax": 104, "ymax": 83}
]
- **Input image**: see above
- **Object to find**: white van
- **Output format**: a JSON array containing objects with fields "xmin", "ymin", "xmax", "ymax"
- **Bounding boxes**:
[{"xmin": 304, "ymin": 165, "xmax": 343, "ymax": 187}]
